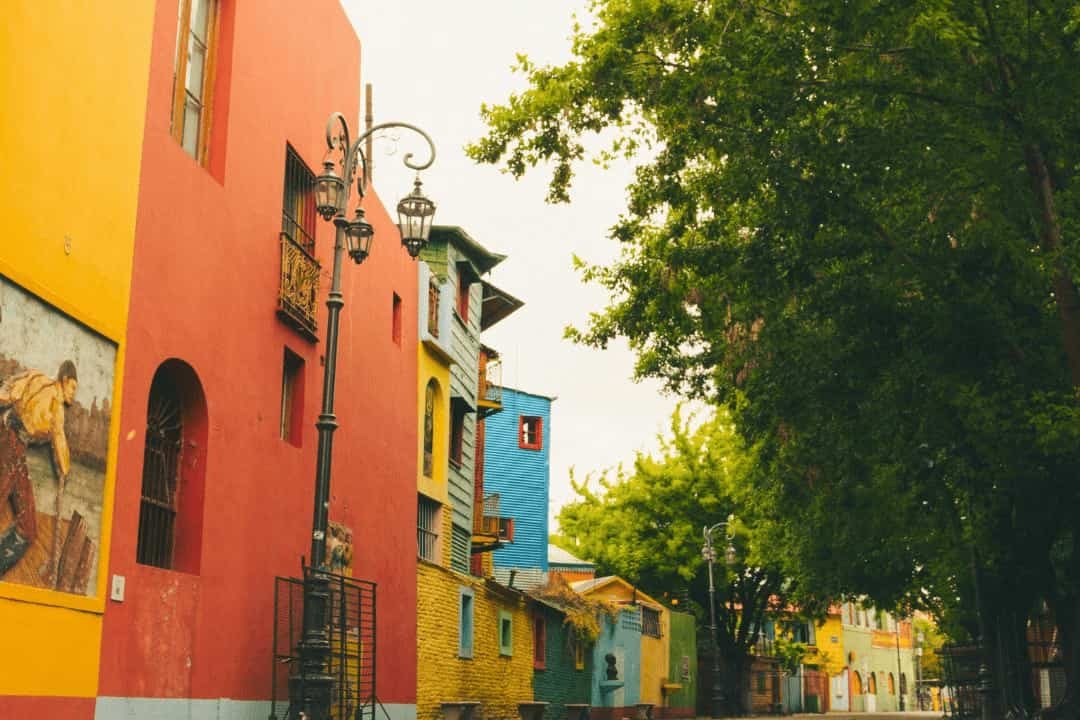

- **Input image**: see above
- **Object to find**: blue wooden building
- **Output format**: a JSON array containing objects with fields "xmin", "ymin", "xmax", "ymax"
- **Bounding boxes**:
[{"xmin": 483, "ymin": 387, "xmax": 553, "ymax": 584}]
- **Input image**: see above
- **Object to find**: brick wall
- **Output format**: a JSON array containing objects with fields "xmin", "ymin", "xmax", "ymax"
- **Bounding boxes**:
[{"xmin": 418, "ymin": 561, "xmax": 533, "ymax": 720}]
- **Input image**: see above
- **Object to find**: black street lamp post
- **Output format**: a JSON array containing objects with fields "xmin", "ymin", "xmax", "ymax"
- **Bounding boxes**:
[
  {"xmin": 703, "ymin": 517, "xmax": 737, "ymax": 720},
  {"xmin": 290, "ymin": 112, "xmax": 436, "ymax": 720}
]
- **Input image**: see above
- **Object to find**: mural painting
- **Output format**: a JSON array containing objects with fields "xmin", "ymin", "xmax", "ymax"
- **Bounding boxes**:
[
  {"xmin": 0, "ymin": 275, "xmax": 115, "ymax": 596},
  {"xmin": 327, "ymin": 520, "xmax": 354, "ymax": 576}
]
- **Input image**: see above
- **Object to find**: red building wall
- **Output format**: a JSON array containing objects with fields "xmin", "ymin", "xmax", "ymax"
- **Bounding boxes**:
[{"xmin": 98, "ymin": 0, "xmax": 418, "ymax": 711}]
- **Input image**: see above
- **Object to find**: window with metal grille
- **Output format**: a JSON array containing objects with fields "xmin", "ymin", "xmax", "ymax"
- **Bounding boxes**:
[
  {"xmin": 642, "ymin": 607, "xmax": 662, "ymax": 638},
  {"xmin": 137, "ymin": 373, "xmax": 183, "ymax": 569},
  {"xmin": 282, "ymin": 145, "xmax": 317, "ymax": 255},
  {"xmin": 417, "ymin": 495, "xmax": 440, "ymax": 562}
]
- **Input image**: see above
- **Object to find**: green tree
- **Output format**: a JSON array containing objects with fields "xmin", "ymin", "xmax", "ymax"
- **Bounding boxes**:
[
  {"xmin": 472, "ymin": 1, "xmax": 1080, "ymax": 712},
  {"xmin": 914, "ymin": 616, "xmax": 946, "ymax": 682},
  {"xmin": 555, "ymin": 407, "xmax": 786, "ymax": 715}
]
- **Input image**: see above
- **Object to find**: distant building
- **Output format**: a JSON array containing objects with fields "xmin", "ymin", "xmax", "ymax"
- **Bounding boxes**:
[{"xmin": 549, "ymin": 544, "xmax": 596, "ymax": 584}]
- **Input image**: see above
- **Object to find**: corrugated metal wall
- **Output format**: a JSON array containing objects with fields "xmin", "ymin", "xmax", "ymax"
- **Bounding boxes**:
[{"xmin": 484, "ymin": 388, "xmax": 551, "ymax": 571}]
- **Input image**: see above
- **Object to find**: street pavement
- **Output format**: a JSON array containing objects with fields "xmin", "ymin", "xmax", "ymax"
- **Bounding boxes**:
[{"xmin": 695, "ymin": 714, "xmax": 944, "ymax": 720}]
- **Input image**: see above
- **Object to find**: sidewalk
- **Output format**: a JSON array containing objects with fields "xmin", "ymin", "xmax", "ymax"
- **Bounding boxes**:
[{"xmin": 693, "ymin": 713, "xmax": 945, "ymax": 720}]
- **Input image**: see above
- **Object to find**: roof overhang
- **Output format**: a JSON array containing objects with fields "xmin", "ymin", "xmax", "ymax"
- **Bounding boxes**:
[
  {"xmin": 430, "ymin": 225, "xmax": 506, "ymax": 275},
  {"xmin": 481, "ymin": 281, "xmax": 524, "ymax": 330}
]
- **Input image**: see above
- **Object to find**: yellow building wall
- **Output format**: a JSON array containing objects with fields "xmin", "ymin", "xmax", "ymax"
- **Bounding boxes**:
[
  {"xmin": 640, "ymin": 610, "xmax": 671, "ymax": 706},
  {"xmin": 418, "ymin": 346, "xmax": 451, "ymax": 504},
  {"xmin": 0, "ymin": 1, "xmax": 153, "ymax": 699},
  {"xmin": 815, "ymin": 615, "xmax": 846, "ymax": 676},
  {"xmin": 417, "ymin": 562, "xmax": 534, "ymax": 720}
]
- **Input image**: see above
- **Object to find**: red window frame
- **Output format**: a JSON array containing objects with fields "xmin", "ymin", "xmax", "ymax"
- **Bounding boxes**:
[
  {"xmin": 533, "ymin": 614, "xmax": 546, "ymax": 669},
  {"xmin": 455, "ymin": 262, "xmax": 472, "ymax": 320},
  {"xmin": 519, "ymin": 416, "xmax": 542, "ymax": 450},
  {"xmin": 450, "ymin": 408, "xmax": 465, "ymax": 467}
]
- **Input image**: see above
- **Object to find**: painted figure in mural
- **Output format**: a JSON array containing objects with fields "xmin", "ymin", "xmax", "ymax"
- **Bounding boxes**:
[
  {"xmin": 326, "ymin": 521, "xmax": 354, "ymax": 576},
  {"xmin": 0, "ymin": 361, "xmax": 77, "ymax": 579}
]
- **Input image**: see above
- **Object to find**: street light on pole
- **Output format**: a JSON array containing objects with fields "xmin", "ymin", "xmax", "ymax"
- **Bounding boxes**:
[
  {"xmin": 703, "ymin": 515, "xmax": 737, "ymax": 719},
  {"xmin": 292, "ymin": 111, "xmax": 436, "ymax": 720}
]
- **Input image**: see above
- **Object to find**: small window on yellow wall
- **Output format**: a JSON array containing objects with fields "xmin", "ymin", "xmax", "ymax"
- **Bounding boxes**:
[
  {"xmin": 499, "ymin": 610, "xmax": 513, "ymax": 656},
  {"xmin": 171, "ymin": 0, "xmax": 220, "ymax": 163}
]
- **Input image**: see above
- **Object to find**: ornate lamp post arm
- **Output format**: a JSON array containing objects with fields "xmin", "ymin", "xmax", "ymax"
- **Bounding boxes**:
[{"xmin": 323, "ymin": 112, "xmax": 437, "ymax": 207}]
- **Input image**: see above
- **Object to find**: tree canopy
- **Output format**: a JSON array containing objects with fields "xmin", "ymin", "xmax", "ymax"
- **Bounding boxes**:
[
  {"xmin": 473, "ymin": 1, "xmax": 1080, "ymax": 710},
  {"xmin": 555, "ymin": 407, "xmax": 787, "ymax": 713}
]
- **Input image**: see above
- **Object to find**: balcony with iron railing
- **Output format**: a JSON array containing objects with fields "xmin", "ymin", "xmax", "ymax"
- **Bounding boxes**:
[
  {"xmin": 752, "ymin": 635, "xmax": 777, "ymax": 658},
  {"xmin": 478, "ymin": 354, "xmax": 502, "ymax": 415},
  {"xmin": 471, "ymin": 493, "xmax": 513, "ymax": 553},
  {"xmin": 277, "ymin": 232, "xmax": 321, "ymax": 341}
]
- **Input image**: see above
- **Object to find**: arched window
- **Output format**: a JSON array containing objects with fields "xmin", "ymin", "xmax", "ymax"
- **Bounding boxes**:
[
  {"xmin": 868, "ymin": 672, "xmax": 877, "ymax": 695},
  {"xmin": 900, "ymin": 672, "xmax": 908, "ymax": 696},
  {"xmin": 852, "ymin": 671, "xmax": 863, "ymax": 695},
  {"xmin": 136, "ymin": 360, "xmax": 206, "ymax": 573},
  {"xmin": 423, "ymin": 379, "xmax": 438, "ymax": 477},
  {"xmin": 888, "ymin": 673, "xmax": 896, "ymax": 695}
]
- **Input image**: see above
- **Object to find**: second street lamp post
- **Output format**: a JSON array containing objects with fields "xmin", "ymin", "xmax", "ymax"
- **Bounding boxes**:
[
  {"xmin": 703, "ymin": 517, "xmax": 737, "ymax": 720},
  {"xmin": 290, "ymin": 111, "xmax": 436, "ymax": 720}
]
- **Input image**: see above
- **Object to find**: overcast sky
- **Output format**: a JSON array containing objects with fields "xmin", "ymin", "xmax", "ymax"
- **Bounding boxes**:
[{"xmin": 342, "ymin": 0, "xmax": 691, "ymax": 524}]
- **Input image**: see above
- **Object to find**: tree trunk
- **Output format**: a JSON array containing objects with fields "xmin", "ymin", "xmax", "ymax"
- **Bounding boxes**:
[{"xmin": 1024, "ymin": 143, "xmax": 1080, "ymax": 390}]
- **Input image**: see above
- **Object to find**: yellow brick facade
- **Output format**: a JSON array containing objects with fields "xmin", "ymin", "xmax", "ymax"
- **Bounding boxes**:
[{"xmin": 417, "ymin": 561, "xmax": 535, "ymax": 720}]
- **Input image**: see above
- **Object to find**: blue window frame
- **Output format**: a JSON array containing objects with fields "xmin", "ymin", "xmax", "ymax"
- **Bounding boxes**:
[{"xmin": 459, "ymin": 586, "xmax": 474, "ymax": 658}]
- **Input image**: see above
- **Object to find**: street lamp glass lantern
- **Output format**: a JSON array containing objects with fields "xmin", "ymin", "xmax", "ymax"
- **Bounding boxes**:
[
  {"xmin": 724, "ymin": 543, "xmax": 737, "ymax": 566},
  {"xmin": 397, "ymin": 176, "xmax": 436, "ymax": 258},
  {"xmin": 315, "ymin": 161, "xmax": 346, "ymax": 221},
  {"xmin": 346, "ymin": 207, "xmax": 374, "ymax": 264}
]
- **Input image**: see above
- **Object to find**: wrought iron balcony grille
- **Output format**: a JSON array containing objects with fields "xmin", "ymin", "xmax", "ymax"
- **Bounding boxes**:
[
  {"xmin": 479, "ymin": 358, "xmax": 502, "ymax": 405},
  {"xmin": 270, "ymin": 570, "xmax": 377, "ymax": 720},
  {"xmin": 278, "ymin": 233, "xmax": 321, "ymax": 340}
]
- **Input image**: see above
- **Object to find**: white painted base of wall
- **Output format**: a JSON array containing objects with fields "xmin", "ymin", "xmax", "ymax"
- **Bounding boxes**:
[{"xmin": 95, "ymin": 697, "xmax": 417, "ymax": 720}]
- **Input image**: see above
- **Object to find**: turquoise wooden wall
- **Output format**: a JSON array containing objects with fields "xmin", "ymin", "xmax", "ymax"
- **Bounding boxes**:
[{"xmin": 484, "ymin": 387, "xmax": 552, "ymax": 571}]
